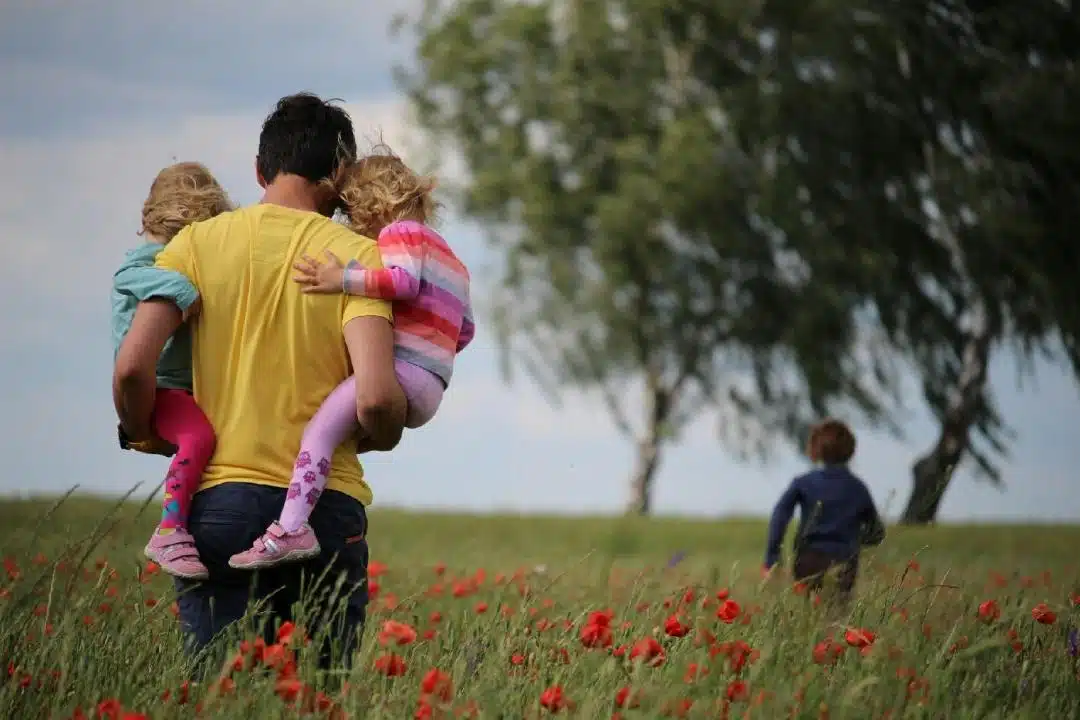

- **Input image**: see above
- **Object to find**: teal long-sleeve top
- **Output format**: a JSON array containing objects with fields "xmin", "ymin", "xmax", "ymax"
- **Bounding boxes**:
[{"xmin": 111, "ymin": 242, "xmax": 199, "ymax": 391}]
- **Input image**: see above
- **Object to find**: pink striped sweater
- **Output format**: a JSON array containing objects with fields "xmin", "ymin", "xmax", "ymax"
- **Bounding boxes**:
[{"xmin": 343, "ymin": 220, "xmax": 474, "ymax": 385}]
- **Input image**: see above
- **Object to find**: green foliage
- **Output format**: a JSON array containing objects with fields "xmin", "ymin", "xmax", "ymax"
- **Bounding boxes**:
[
  {"xmin": 400, "ymin": 0, "xmax": 1080, "ymax": 505},
  {"xmin": 676, "ymin": 1, "xmax": 1080, "ymax": 481},
  {"xmin": 401, "ymin": 0, "xmax": 899, "ymax": 469}
]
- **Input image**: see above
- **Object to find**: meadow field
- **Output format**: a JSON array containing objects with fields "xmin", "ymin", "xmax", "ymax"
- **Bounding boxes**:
[{"xmin": 0, "ymin": 495, "xmax": 1077, "ymax": 719}]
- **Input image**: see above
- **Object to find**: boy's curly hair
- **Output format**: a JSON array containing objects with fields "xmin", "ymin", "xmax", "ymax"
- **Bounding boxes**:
[
  {"xmin": 806, "ymin": 419, "xmax": 857, "ymax": 465},
  {"xmin": 331, "ymin": 144, "xmax": 438, "ymax": 237},
  {"xmin": 140, "ymin": 162, "xmax": 231, "ymax": 241}
]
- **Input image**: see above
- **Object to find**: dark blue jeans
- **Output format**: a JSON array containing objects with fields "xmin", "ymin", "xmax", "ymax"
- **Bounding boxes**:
[{"xmin": 174, "ymin": 483, "xmax": 369, "ymax": 676}]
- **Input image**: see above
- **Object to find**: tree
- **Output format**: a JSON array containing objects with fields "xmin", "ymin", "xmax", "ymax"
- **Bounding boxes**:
[
  {"xmin": 647, "ymin": 1, "xmax": 991, "ymax": 522},
  {"xmin": 399, "ymin": 0, "xmax": 1080, "ymax": 521},
  {"xmin": 900, "ymin": 0, "xmax": 1080, "ymax": 522},
  {"xmin": 820, "ymin": 0, "xmax": 1080, "ymax": 522},
  {"xmin": 399, "ymin": 0, "xmax": 897, "ymax": 514},
  {"xmin": 706, "ymin": 0, "xmax": 1080, "ymax": 522}
]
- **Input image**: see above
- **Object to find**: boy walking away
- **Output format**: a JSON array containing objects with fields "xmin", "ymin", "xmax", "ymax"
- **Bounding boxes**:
[{"xmin": 763, "ymin": 419, "xmax": 885, "ymax": 606}]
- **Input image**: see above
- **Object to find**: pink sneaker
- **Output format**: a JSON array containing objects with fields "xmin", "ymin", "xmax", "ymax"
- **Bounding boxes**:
[
  {"xmin": 228, "ymin": 522, "xmax": 321, "ymax": 570},
  {"xmin": 144, "ymin": 528, "xmax": 208, "ymax": 580}
]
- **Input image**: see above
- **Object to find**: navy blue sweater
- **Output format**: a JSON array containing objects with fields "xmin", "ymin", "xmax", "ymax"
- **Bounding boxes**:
[{"xmin": 764, "ymin": 465, "xmax": 885, "ymax": 568}]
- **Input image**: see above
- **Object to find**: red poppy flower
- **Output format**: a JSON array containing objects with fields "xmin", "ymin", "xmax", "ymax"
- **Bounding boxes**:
[
  {"xmin": 580, "ymin": 610, "xmax": 615, "ymax": 648},
  {"xmin": 663, "ymin": 614, "xmax": 690, "ymax": 638},
  {"xmin": 629, "ymin": 637, "xmax": 665, "ymax": 666},
  {"xmin": 274, "ymin": 676, "xmax": 305, "ymax": 703},
  {"xmin": 844, "ymin": 628, "xmax": 876, "ymax": 648},
  {"xmin": 726, "ymin": 680, "xmax": 750, "ymax": 702},
  {"xmin": 420, "ymin": 667, "xmax": 453, "ymax": 701},
  {"xmin": 378, "ymin": 620, "xmax": 418, "ymax": 646},
  {"xmin": 1031, "ymin": 603, "xmax": 1057, "ymax": 625},
  {"xmin": 262, "ymin": 643, "xmax": 294, "ymax": 673},
  {"xmin": 539, "ymin": 685, "xmax": 568, "ymax": 713},
  {"xmin": 615, "ymin": 686, "xmax": 642, "ymax": 709},
  {"xmin": 374, "ymin": 653, "xmax": 407, "ymax": 676},
  {"xmin": 977, "ymin": 600, "xmax": 1000, "ymax": 624},
  {"xmin": 813, "ymin": 640, "xmax": 845, "ymax": 665},
  {"xmin": 716, "ymin": 599, "xmax": 741, "ymax": 624},
  {"xmin": 96, "ymin": 699, "xmax": 123, "ymax": 719}
]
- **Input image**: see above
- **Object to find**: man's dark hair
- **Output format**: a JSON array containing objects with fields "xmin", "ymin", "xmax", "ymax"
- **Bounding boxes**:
[{"xmin": 256, "ymin": 92, "xmax": 357, "ymax": 185}]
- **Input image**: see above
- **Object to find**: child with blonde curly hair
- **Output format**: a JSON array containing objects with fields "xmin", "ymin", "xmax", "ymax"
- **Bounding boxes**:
[
  {"xmin": 229, "ymin": 148, "xmax": 474, "ymax": 569},
  {"xmin": 112, "ymin": 161, "xmax": 231, "ymax": 579}
]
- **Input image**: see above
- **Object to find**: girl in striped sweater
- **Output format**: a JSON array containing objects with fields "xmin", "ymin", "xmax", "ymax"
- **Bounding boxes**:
[{"xmin": 229, "ymin": 150, "xmax": 474, "ymax": 569}]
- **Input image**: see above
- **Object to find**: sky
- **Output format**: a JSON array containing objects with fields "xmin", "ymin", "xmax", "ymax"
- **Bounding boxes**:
[{"xmin": 1, "ymin": 0, "xmax": 1078, "ymax": 523}]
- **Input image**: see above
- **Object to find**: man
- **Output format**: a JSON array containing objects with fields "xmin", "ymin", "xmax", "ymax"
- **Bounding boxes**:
[{"xmin": 113, "ymin": 92, "xmax": 407, "ymax": 671}]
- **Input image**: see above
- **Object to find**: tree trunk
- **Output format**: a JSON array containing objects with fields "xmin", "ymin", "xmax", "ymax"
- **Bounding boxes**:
[
  {"xmin": 625, "ymin": 435, "xmax": 662, "ymax": 515},
  {"xmin": 902, "ymin": 454, "xmax": 954, "ymax": 525},
  {"xmin": 624, "ymin": 373, "xmax": 670, "ymax": 516},
  {"xmin": 900, "ymin": 303, "xmax": 994, "ymax": 525}
]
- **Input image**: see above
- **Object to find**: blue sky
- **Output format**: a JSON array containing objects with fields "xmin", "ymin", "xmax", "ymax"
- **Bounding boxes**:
[{"xmin": 1, "ymin": 0, "xmax": 1078, "ymax": 522}]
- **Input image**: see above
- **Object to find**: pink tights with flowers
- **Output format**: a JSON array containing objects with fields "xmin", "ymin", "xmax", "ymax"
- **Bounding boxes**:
[
  {"xmin": 278, "ymin": 360, "xmax": 444, "ymax": 532},
  {"xmin": 278, "ymin": 378, "xmax": 357, "ymax": 532}
]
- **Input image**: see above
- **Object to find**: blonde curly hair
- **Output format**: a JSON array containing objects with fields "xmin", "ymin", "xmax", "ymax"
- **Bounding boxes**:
[
  {"xmin": 331, "ymin": 145, "xmax": 438, "ymax": 237},
  {"xmin": 140, "ymin": 162, "xmax": 231, "ymax": 241}
]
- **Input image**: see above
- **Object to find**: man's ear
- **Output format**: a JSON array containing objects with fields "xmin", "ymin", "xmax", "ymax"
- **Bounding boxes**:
[{"xmin": 255, "ymin": 157, "xmax": 267, "ymax": 189}]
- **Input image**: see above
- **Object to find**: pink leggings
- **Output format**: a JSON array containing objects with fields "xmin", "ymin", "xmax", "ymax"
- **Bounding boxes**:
[
  {"xmin": 277, "ymin": 360, "xmax": 443, "ymax": 531},
  {"xmin": 153, "ymin": 388, "xmax": 216, "ymax": 531}
]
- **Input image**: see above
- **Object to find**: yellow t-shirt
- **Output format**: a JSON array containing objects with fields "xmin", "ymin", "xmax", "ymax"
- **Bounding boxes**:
[{"xmin": 155, "ymin": 204, "xmax": 391, "ymax": 505}]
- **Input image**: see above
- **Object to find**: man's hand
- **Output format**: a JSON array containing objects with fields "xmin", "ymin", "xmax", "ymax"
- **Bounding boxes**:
[
  {"xmin": 131, "ymin": 438, "xmax": 178, "ymax": 457},
  {"xmin": 294, "ymin": 251, "xmax": 346, "ymax": 294},
  {"xmin": 118, "ymin": 423, "xmax": 176, "ymax": 456},
  {"xmin": 119, "ymin": 425, "xmax": 177, "ymax": 457}
]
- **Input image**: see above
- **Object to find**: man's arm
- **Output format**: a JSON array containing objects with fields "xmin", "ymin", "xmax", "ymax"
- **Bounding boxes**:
[
  {"xmin": 343, "ymin": 315, "xmax": 407, "ymax": 451},
  {"xmin": 113, "ymin": 300, "xmax": 183, "ymax": 441}
]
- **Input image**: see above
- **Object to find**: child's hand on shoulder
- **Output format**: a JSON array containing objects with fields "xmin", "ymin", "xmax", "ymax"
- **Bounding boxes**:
[{"xmin": 294, "ymin": 251, "xmax": 345, "ymax": 294}]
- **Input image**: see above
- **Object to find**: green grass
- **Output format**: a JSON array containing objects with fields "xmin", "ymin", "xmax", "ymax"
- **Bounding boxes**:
[{"xmin": 1, "ymin": 495, "xmax": 1078, "ymax": 719}]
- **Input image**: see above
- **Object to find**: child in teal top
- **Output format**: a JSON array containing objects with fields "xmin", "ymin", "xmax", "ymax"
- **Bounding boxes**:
[
  {"xmin": 112, "ymin": 243, "xmax": 199, "ymax": 391},
  {"xmin": 111, "ymin": 161, "xmax": 231, "ymax": 580}
]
